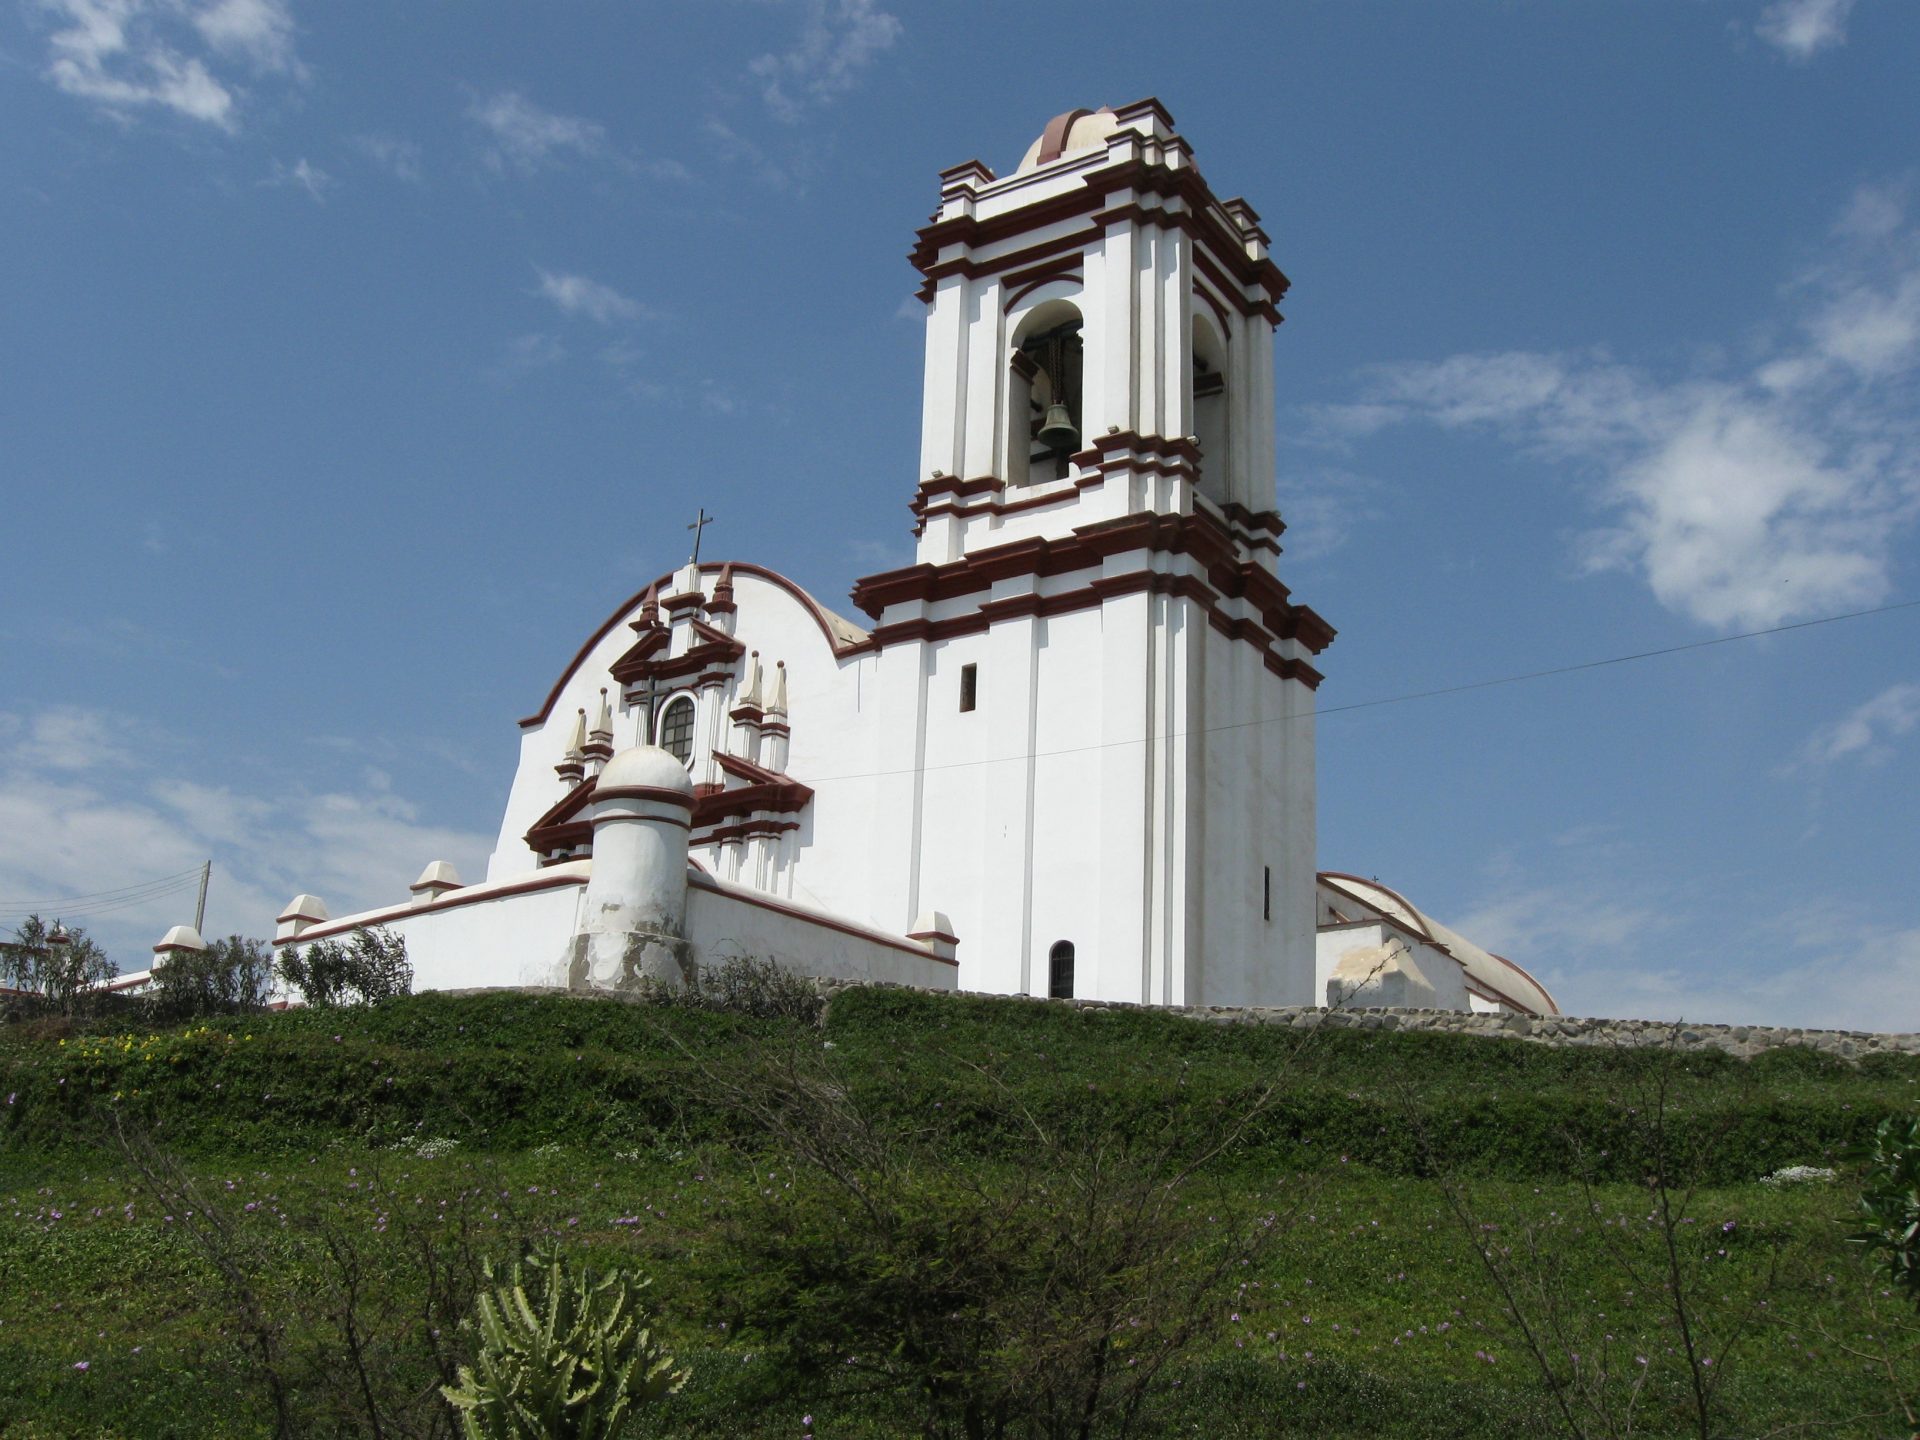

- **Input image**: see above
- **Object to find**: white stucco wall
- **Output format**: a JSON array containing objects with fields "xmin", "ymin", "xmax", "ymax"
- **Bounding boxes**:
[
  {"xmin": 275, "ymin": 857, "xmax": 954, "ymax": 995},
  {"xmin": 687, "ymin": 872, "xmax": 957, "ymax": 989},
  {"xmin": 281, "ymin": 866, "xmax": 592, "ymax": 992}
]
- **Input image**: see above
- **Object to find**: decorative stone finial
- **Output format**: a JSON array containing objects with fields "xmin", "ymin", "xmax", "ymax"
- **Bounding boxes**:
[
  {"xmin": 555, "ymin": 707, "xmax": 588, "ymax": 784},
  {"xmin": 410, "ymin": 860, "xmax": 465, "ymax": 904}
]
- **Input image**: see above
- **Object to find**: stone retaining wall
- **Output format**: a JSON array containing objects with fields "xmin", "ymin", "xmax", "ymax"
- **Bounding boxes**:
[
  {"xmin": 811, "ymin": 980, "xmax": 1919, "ymax": 1062},
  {"xmin": 446, "ymin": 980, "xmax": 1918, "ymax": 1063}
]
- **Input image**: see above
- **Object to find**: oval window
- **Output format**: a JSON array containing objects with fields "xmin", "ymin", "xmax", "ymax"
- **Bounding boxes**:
[{"xmin": 656, "ymin": 695, "xmax": 697, "ymax": 765}]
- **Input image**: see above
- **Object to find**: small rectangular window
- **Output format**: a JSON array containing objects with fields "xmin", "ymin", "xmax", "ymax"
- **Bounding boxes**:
[
  {"xmin": 959, "ymin": 663, "xmax": 977, "ymax": 713},
  {"xmin": 1263, "ymin": 865, "xmax": 1272, "ymax": 922}
]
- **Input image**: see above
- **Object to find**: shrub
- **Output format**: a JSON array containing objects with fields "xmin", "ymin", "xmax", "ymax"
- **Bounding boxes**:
[
  {"xmin": 278, "ymin": 926, "xmax": 412, "ymax": 1008},
  {"xmin": 146, "ymin": 934, "xmax": 276, "ymax": 1020},
  {"xmin": 441, "ymin": 1247, "xmax": 686, "ymax": 1440},
  {"xmin": 0, "ymin": 915, "xmax": 115, "ymax": 1018},
  {"xmin": 648, "ymin": 953, "xmax": 823, "ymax": 1023},
  {"xmin": 1850, "ymin": 1112, "xmax": 1920, "ymax": 1310}
]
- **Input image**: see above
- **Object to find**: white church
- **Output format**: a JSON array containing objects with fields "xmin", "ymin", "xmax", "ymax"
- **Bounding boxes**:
[{"xmin": 248, "ymin": 101, "xmax": 1556, "ymax": 1019}]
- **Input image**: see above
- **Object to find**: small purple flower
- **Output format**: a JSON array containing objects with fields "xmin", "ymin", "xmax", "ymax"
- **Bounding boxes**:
[{"xmin": 73, "ymin": 1361, "xmax": 89, "ymax": 1372}]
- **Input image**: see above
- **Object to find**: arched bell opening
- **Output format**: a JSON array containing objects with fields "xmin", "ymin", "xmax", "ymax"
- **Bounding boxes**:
[
  {"xmin": 1191, "ymin": 312, "xmax": 1230, "ymax": 506},
  {"xmin": 1007, "ymin": 300, "xmax": 1085, "ymax": 487}
]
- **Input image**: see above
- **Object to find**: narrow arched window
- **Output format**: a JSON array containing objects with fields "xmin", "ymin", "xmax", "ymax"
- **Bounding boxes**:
[
  {"xmin": 655, "ymin": 694, "xmax": 697, "ymax": 765},
  {"xmin": 1048, "ymin": 940, "xmax": 1075, "ymax": 1000},
  {"xmin": 1191, "ymin": 315, "xmax": 1229, "ymax": 503}
]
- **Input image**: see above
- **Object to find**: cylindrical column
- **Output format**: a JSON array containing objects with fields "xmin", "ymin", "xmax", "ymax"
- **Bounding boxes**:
[{"xmin": 571, "ymin": 746, "xmax": 695, "ymax": 991}]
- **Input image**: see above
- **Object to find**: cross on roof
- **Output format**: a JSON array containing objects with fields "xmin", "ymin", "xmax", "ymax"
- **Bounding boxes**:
[{"xmin": 687, "ymin": 508, "xmax": 714, "ymax": 566}]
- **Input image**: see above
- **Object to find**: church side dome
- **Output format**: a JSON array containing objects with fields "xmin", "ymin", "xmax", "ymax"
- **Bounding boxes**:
[{"xmin": 1319, "ymin": 872, "xmax": 1561, "ymax": 1016}]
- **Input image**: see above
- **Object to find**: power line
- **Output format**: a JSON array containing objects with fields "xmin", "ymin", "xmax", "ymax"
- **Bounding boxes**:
[
  {"xmin": 0, "ymin": 863, "xmax": 207, "ymax": 909},
  {"xmin": 0, "ymin": 871, "xmax": 206, "ymax": 926},
  {"xmin": 1318, "ymin": 596, "xmax": 1920, "ymax": 719},
  {"xmin": 802, "ymin": 594, "xmax": 1920, "ymax": 786}
]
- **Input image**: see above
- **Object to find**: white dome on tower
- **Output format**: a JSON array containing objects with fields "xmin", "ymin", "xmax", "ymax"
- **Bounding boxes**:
[{"xmin": 1015, "ymin": 107, "xmax": 1122, "ymax": 172}]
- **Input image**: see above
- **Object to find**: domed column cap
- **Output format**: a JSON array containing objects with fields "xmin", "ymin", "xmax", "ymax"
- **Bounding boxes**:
[
  {"xmin": 591, "ymin": 745, "xmax": 697, "ymax": 824},
  {"xmin": 410, "ymin": 860, "xmax": 465, "ymax": 905},
  {"xmin": 276, "ymin": 894, "xmax": 329, "ymax": 943},
  {"xmin": 154, "ymin": 924, "xmax": 207, "ymax": 956}
]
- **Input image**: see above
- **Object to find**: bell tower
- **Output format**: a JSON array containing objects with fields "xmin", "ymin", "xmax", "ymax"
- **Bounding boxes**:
[
  {"xmin": 905, "ymin": 98, "xmax": 1291, "ymax": 567},
  {"xmin": 852, "ymin": 101, "xmax": 1331, "ymax": 1010}
]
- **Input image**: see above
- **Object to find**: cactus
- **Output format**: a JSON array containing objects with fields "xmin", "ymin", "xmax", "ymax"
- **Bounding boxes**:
[{"xmin": 441, "ymin": 1246, "xmax": 687, "ymax": 1440}]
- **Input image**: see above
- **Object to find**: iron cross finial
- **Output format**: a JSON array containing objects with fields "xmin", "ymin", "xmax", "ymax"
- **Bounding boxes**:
[{"xmin": 687, "ymin": 507, "xmax": 714, "ymax": 566}]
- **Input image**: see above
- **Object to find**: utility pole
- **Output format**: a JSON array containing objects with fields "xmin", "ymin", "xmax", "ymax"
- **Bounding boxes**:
[{"xmin": 193, "ymin": 860, "xmax": 211, "ymax": 933}]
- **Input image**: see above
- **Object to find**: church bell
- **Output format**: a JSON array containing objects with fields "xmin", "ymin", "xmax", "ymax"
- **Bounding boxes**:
[{"xmin": 1037, "ymin": 402, "xmax": 1079, "ymax": 453}]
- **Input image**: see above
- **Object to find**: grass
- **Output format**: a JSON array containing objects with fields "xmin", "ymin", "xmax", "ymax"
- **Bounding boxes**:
[{"xmin": 1, "ymin": 986, "xmax": 1914, "ymax": 1437}]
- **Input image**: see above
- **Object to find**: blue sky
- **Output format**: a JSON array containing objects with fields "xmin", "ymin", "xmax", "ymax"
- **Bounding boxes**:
[{"xmin": 2, "ymin": 0, "xmax": 1916, "ymax": 1029}]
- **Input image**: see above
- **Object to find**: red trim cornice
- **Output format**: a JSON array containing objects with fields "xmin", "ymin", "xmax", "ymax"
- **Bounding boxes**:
[
  {"xmin": 611, "ymin": 619, "xmax": 745, "ymax": 687},
  {"xmin": 596, "ymin": 784, "xmax": 697, "ymax": 810},
  {"xmin": 849, "ymin": 506, "xmax": 1334, "ymax": 684},
  {"xmin": 519, "ymin": 561, "xmax": 875, "ymax": 729},
  {"xmin": 276, "ymin": 869, "xmax": 591, "ymax": 945},
  {"xmin": 699, "ymin": 751, "xmax": 815, "ymax": 828},
  {"xmin": 910, "ymin": 160, "xmax": 1289, "ymax": 321}
]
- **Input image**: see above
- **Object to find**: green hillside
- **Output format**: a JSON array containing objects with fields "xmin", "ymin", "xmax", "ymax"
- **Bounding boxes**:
[{"xmin": 2, "ymin": 985, "xmax": 1914, "ymax": 1438}]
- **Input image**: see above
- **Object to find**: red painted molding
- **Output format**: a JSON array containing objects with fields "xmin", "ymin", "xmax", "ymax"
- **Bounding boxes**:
[
  {"xmin": 520, "ymin": 561, "xmax": 874, "ymax": 729},
  {"xmin": 594, "ymin": 784, "xmax": 696, "ymax": 809},
  {"xmin": 1003, "ymin": 262, "xmax": 1085, "ymax": 312},
  {"xmin": 911, "ymin": 161, "xmax": 1289, "ymax": 321},
  {"xmin": 275, "ymin": 868, "xmax": 590, "ymax": 946},
  {"xmin": 855, "ymin": 509, "xmax": 1333, "ymax": 686},
  {"xmin": 611, "ymin": 619, "xmax": 745, "ymax": 687}
]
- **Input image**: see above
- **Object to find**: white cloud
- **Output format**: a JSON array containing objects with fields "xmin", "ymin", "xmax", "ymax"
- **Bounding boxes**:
[
  {"xmin": 1317, "ymin": 184, "xmax": 1920, "ymax": 631},
  {"xmin": 1453, "ymin": 864, "xmax": 1920, "ymax": 1031},
  {"xmin": 38, "ymin": 0, "xmax": 305, "ymax": 131},
  {"xmin": 703, "ymin": 116, "xmax": 802, "ymax": 193},
  {"xmin": 0, "ymin": 705, "xmax": 490, "ymax": 967},
  {"xmin": 0, "ymin": 705, "xmax": 135, "ymax": 772},
  {"xmin": 262, "ymin": 155, "xmax": 330, "ymax": 202},
  {"xmin": 1793, "ymin": 682, "xmax": 1920, "ymax": 770},
  {"xmin": 748, "ymin": 0, "xmax": 902, "ymax": 123},
  {"xmin": 534, "ymin": 269, "xmax": 645, "ymax": 326},
  {"xmin": 466, "ymin": 90, "xmax": 606, "ymax": 174},
  {"xmin": 1274, "ymin": 469, "xmax": 1390, "ymax": 563},
  {"xmin": 486, "ymin": 332, "xmax": 567, "ymax": 385},
  {"xmin": 1755, "ymin": 0, "xmax": 1856, "ymax": 61},
  {"xmin": 1455, "ymin": 885, "xmax": 1667, "ymax": 970},
  {"xmin": 355, "ymin": 133, "xmax": 423, "ymax": 184},
  {"xmin": 191, "ymin": 0, "xmax": 298, "ymax": 74}
]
